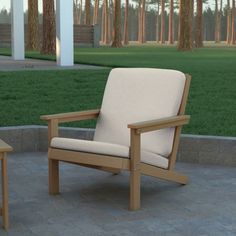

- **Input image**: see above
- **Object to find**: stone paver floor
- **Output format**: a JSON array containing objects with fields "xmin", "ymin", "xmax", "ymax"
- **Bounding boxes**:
[
  {"xmin": 0, "ymin": 56, "xmax": 107, "ymax": 71},
  {"xmin": 0, "ymin": 152, "xmax": 236, "ymax": 236}
]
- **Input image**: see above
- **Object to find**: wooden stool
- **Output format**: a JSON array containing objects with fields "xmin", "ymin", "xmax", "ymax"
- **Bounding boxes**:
[{"xmin": 0, "ymin": 140, "xmax": 12, "ymax": 230}]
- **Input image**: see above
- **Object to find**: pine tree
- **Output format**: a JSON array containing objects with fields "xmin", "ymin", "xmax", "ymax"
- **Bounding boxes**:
[
  {"xmin": 123, "ymin": 0, "xmax": 129, "ymax": 44},
  {"xmin": 27, "ymin": 0, "xmax": 39, "ymax": 50},
  {"xmin": 111, "ymin": 0, "xmax": 122, "ymax": 47},
  {"xmin": 195, "ymin": 0, "xmax": 203, "ymax": 48},
  {"xmin": 178, "ymin": 0, "xmax": 192, "ymax": 50},
  {"xmin": 41, "ymin": 0, "xmax": 56, "ymax": 55}
]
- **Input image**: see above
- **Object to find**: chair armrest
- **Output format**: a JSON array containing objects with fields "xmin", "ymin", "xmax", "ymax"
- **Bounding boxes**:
[
  {"xmin": 41, "ymin": 109, "xmax": 100, "ymax": 146},
  {"xmin": 128, "ymin": 115, "xmax": 190, "ymax": 134},
  {"xmin": 40, "ymin": 109, "xmax": 100, "ymax": 123}
]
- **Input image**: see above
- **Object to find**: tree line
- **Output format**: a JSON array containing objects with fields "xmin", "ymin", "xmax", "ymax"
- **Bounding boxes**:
[
  {"xmin": 85, "ymin": 0, "xmax": 235, "ymax": 49},
  {"xmin": 0, "ymin": 0, "xmax": 235, "ymax": 52}
]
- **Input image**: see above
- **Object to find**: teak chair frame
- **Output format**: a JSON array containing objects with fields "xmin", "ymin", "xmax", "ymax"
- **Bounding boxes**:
[{"xmin": 41, "ymin": 74, "xmax": 191, "ymax": 210}]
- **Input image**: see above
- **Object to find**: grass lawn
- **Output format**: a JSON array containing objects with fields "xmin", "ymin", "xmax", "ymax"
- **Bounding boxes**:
[
  {"xmin": 0, "ymin": 45, "xmax": 235, "ymax": 136},
  {"xmin": 0, "ymin": 70, "xmax": 109, "ymax": 129}
]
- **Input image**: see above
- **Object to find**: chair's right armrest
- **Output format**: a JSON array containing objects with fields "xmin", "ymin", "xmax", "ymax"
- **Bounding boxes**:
[
  {"xmin": 40, "ymin": 109, "xmax": 100, "ymax": 146},
  {"xmin": 40, "ymin": 109, "xmax": 100, "ymax": 124}
]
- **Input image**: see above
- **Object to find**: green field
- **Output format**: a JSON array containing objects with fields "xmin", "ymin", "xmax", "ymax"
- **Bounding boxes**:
[{"xmin": 0, "ymin": 46, "xmax": 235, "ymax": 136}]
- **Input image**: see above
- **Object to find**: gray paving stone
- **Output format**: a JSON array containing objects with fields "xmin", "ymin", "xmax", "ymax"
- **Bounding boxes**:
[{"xmin": 0, "ymin": 152, "xmax": 235, "ymax": 235}]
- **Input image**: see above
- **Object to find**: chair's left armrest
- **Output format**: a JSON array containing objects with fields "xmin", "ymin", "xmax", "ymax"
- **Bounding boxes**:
[{"xmin": 128, "ymin": 115, "xmax": 190, "ymax": 134}]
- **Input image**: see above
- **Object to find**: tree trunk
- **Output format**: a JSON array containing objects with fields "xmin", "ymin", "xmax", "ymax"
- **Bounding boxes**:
[
  {"xmin": 74, "ymin": 0, "xmax": 79, "ymax": 24},
  {"xmin": 111, "ymin": 0, "xmax": 122, "ymax": 47},
  {"xmin": 190, "ymin": 0, "xmax": 194, "ymax": 45},
  {"xmin": 27, "ymin": 0, "xmax": 39, "ymax": 50},
  {"xmin": 85, "ymin": 0, "xmax": 91, "ymax": 24},
  {"xmin": 78, "ymin": 0, "xmax": 82, "ymax": 24},
  {"xmin": 109, "ymin": 0, "xmax": 113, "ymax": 41},
  {"xmin": 218, "ymin": 0, "xmax": 223, "ymax": 42},
  {"xmin": 104, "ymin": 0, "xmax": 109, "ymax": 44},
  {"xmin": 215, "ymin": 0, "xmax": 220, "ymax": 43},
  {"xmin": 123, "ymin": 0, "xmax": 129, "ymax": 44},
  {"xmin": 138, "ymin": 0, "xmax": 146, "ymax": 43},
  {"xmin": 41, "ymin": 0, "xmax": 56, "ymax": 55},
  {"xmin": 93, "ymin": 0, "xmax": 99, "ymax": 24},
  {"xmin": 160, "ymin": 0, "xmax": 165, "ymax": 44},
  {"xmin": 156, "ymin": 2, "xmax": 160, "ymax": 43},
  {"xmin": 101, "ymin": 0, "xmax": 105, "ymax": 42},
  {"xmin": 141, "ymin": 0, "xmax": 146, "ymax": 43},
  {"xmin": 168, "ymin": 0, "xmax": 174, "ymax": 44},
  {"xmin": 227, "ymin": 0, "xmax": 231, "ymax": 44},
  {"xmin": 178, "ymin": 0, "xmax": 192, "ymax": 51},
  {"xmin": 102, "ymin": 0, "xmax": 108, "ymax": 44},
  {"xmin": 231, "ymin": 0, "xmax": 235, "ymax": 44},
  {"xmin": 138, "ymin": 0, "xmax": 141, "ymax": 42},
  {"xmin": 195, "ymin": 0, "xmax": 203, "ymax": 48}
]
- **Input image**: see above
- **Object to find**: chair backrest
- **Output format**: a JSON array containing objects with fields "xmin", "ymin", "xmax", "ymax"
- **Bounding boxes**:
[{"xmin": 94, "ymin": 68, "xmax": 187, "ymax": 157}]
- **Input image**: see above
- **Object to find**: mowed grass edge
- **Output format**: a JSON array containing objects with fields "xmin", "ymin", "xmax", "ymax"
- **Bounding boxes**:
[{"xmin": 0, "ymin": 46, "xmax": 235, "ymax": 136}]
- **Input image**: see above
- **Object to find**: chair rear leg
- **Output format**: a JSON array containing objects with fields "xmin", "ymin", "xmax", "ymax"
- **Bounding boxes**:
[
  {"xmin": 162, "ymin": 171, "xmax": 188, "ymax": 185},
  {"xmin": 130, "ymin": 170, "xmax": 141, "ymax": 210},
  {"xmin": 49, "ymin": 159, "xmax": 60, "ymax": 195}
]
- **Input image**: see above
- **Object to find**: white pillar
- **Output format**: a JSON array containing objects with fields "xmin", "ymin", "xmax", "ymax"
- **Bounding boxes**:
[
  {"xmin": 56, "ymin": 0, "xmax": 74, "ymax": 66},
  {"xmin": 11, "ymin": 0, "xmax": 25, "ymax": 60}
]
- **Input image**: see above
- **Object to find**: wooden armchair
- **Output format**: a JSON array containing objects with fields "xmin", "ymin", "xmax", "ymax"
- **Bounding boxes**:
[{"xmin": 41, "ymin": 68, "xmax": 191, "ymax": 210}]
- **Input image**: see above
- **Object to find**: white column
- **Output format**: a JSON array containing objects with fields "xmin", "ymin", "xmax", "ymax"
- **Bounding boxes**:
[
  {"xmin": 11, "ymin": 0, "xmax": 25, "ymax": 60},
  {"xmin": 56, "ymin": 0, "xmax": 74, "ymax": 66}
]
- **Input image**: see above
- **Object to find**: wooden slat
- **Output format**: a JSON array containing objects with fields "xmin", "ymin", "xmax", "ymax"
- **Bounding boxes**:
[
  {"xmin": 40, "ymin": 109, "xmax": 100, "ymax": 123},
  {"xmin": 49, "ymin": 148, "xmax": 130, "ymax": 170},
  {"xmin": 178, "ymin": 74, "xmax": 192, "ymax": 115},
  {"xmin": 140, "ymin": 163, "xmax": 188, "ymax": 185},
  {"xmin": 168, "ymin": 74, "xmax": 192, "ymax": 170},
  {"xmin": 63, "ymin": 162, "xmax": 121, "ymax": 174}
]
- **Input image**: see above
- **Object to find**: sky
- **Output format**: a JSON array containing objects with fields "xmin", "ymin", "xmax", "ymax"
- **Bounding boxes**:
[
  {"xmin": 0, "ymin": 0, "xmax": 217, "ymax": 12},
  {"xmin": 0, "ymin": 0, "xmax": 42, "ymax": 11}
]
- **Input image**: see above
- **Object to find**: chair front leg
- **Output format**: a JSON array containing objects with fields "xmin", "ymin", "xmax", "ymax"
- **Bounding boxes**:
[
  {"xmin": 49, "ymin": 159, "xmax": 60, "ymax": 195},
  {"xmin": 47, "ymin": 119, "xmax": 59, "ymax": 195},
  {"xmin": 130, "ymin": 166, "xmax": 141, "ymax": 210},
  {"xmin": 129, "ymin": 129, "xmax": 141, "ymax": 210},
  {"xmin": 1, "ymin": 153, "xmax": 9, "ymax": 229}
]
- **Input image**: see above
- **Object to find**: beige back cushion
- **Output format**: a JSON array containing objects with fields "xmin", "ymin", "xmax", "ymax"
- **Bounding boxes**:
[{"xmin": 94, "ymin": 68, "xmax": 186, "ymax": 157}]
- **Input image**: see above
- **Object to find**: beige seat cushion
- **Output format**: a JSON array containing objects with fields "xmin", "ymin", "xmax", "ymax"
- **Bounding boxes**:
[
  {"xmin": 94, "ymin": 68, "xmax": 186, "ymax": 157},
  {"xmin": 51, "ymin": 137, "xmax": 169, "ymax": 169}
]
